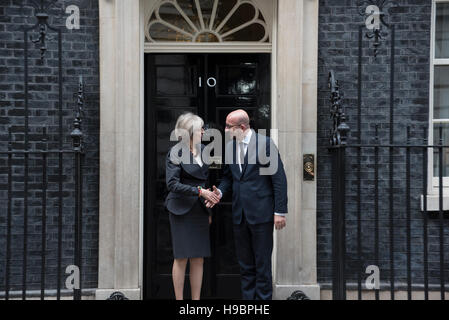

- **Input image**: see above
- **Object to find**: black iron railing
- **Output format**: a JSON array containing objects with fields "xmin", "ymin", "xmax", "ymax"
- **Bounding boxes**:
[
  {"xmin": 328, "ymin": 2, "xmax": 448, "ymax": 300},
  {"xmin": 0, "ymin": 0, "xmax": 85, "ymax": 300},
  {"xmin": 328, "ymin": 71, "xmax": 448, "ymax": 300}
]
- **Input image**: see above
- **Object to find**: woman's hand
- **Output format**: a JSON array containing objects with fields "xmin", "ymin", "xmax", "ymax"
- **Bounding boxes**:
[
  {"xmin": 205, "ymin": 186, "xmax": 221, "ymax": 208},
  {"xmin": 201, "ymin": 188, "xmax": 221, "ymax": 205}
]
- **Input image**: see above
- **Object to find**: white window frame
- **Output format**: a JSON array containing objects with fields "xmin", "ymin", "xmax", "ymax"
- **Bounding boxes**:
[
  {"xmin": 143, "ymin": 0, "xmax": 275, "ymax": 53},
  {"xmin": 429, "ymin": 0, "xmax": 449, "ymax": 193}
]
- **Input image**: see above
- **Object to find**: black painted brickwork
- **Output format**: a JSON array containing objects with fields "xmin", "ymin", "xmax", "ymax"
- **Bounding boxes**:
[
  {"xmin": 317, "ymin": 0, "xmax": 449, "ymax": 289},
  {"xmin": 1, "ymin": 0, "xmax": 448, "ymax": 295},
  {"xmin": 0, "ymin": 0, "xmax": 99, "ymax": 292}
]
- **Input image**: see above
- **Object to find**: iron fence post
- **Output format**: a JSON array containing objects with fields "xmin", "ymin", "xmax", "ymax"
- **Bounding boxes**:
[
  {"xmin": 329, "ymin": 71, "xmax": 350, "ymax": 300},
  {"xmin": 71, "ymin": 77, "xmax": 85, "ymax": 300}
]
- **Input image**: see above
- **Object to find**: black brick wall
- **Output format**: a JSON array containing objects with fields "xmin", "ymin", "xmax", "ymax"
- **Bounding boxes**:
[
  {"xmin": 0, "ymin": 0, "xmax": 99, "ymax": 292},
  {"xmin": 317, "ymin": 0, "xmax": 449, "ymax": 288},
  {"xmin": 1, "ymin": 0, "xmax": 447, "ymax": 295}
]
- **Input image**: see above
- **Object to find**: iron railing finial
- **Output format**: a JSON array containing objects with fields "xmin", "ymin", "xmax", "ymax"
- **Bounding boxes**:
[
  {"xmin": 71, "ymin": 76, "xmax": 84, "ymax": 153},
  {"xmin": 329, "ymin": 70, "xmax": 350, "ymax": 146}
]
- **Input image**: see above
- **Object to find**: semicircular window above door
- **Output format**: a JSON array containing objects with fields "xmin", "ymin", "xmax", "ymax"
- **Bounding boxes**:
[{"xmin": 145, "ymin": 0, "xmax": 272, "ymax": 43}]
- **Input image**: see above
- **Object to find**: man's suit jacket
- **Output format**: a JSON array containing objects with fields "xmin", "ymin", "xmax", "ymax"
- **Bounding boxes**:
[
  {"xmin": 218, "ymin": 130, "xmax": 288, "ymax": 225},
  {"xmin": 165, "ymin": 144, "xmax": 211, "ymax": 216}
]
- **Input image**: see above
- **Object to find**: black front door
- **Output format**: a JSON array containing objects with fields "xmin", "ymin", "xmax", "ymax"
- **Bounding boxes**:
[{"xmin": 143, "ymin": 53, "xmax": 271, "ymax": 299}]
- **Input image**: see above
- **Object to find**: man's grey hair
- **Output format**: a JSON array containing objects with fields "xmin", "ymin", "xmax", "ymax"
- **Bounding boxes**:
[{"xmin": 174, "ymin": 112, "xmax": 204, "ymax": 143}]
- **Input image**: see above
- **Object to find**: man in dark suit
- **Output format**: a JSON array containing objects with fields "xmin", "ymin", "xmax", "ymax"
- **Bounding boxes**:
[{"xmin": 206, "ymin": 110, "xmax": 288, "ymax": 300}]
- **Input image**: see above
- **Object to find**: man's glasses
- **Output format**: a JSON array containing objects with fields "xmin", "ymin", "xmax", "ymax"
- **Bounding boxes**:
[{"xmin": 225, "ymin": 123, "xmax": 241, "ymax": 129}]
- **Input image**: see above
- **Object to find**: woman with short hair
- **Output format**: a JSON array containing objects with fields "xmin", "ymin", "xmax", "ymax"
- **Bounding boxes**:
[{"xmin": 165, "ymin": 112, "xmax": 220, "ymax": 300}]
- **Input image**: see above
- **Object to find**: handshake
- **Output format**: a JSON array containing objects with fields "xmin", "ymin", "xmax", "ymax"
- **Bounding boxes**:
[{"xmin": 200, "ymin": 185, "xmax": 221, "ymax": 208}]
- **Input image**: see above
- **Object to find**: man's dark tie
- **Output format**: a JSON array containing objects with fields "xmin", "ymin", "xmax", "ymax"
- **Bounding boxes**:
[{"xmin": 239, "ymin": 141, "xmax": 245, "ymax": 171}]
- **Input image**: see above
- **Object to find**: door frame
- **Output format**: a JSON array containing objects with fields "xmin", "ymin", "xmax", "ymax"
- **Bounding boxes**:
[
  {"xmin": 143, "ymin": 53, "xmax": 272, "ymax": 299},
  {"xmin": 140, "ymin": 0, "xmax": 278, "ymax": 301},
  {"xmin": 97, "ymin": 0, "xmax": 320, "ymax": 300}
]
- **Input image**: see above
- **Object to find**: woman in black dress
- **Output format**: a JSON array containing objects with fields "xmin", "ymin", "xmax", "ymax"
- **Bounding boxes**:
[{"xmin": 165, "ymin": 113, "xmax": 220, "ymax": 300}]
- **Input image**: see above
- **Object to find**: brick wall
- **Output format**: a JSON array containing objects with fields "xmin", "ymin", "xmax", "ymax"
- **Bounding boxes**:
[
  {"xmin": 0, "ymin": 0, "xmax": 99, "ymax": 292},
  {"xmin": 1, "ymin": 0, "xmax": 447, "ymax": 296},
  {"xmin": 317, "ymin": 0, "xmax": 449, "ymax": 288}
]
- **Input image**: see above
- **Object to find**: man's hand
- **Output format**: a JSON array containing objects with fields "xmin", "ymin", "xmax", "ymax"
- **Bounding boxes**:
[
  {"xmin": 274, "ymin": 215, "xmax": 286, "ymax": 230},
  {"xmin": 201, "ymin": 188, "xmax": 221, "ymax": 205},
  {"xmin": 206, "ymin": 186, "xmax": 221, "ymax": 208}
]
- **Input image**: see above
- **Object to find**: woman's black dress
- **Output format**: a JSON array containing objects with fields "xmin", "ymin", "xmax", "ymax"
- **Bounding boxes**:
[
  {"xmin": 165, "ymin": 145, "xmax": 211, "ymax": 259},
  {"xmin": 169, "ymin": 199, "xmax": 210, "ymax": 259}
]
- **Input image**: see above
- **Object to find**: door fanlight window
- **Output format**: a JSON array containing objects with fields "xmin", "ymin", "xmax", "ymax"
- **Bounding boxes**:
[{"xmin": 145, "ymin": 0, "xmax": 270, "ymax": 43}]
